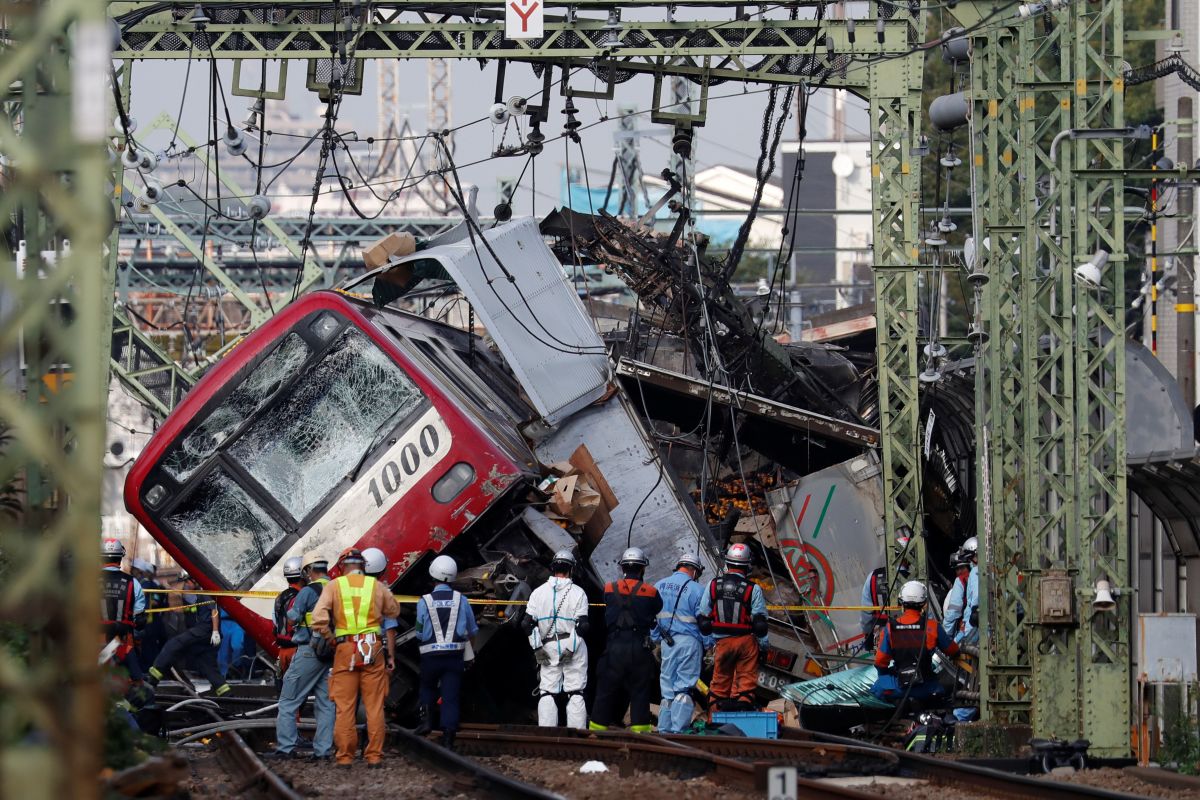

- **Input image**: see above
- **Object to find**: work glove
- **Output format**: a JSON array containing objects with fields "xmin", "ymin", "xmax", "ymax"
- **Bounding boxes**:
[
  {"xmin": 651, "ymin": 643, "xmax": 662, "ymax": 666},
  {"xmin": 210, "ymin": 631, "xmax": 222, "ymax": 647},
  {"xmin": 559, "ymin": 648, "xmax": 574, "ymax": 665},
  {"xmin": 534, "ymin": 648, "xmax": 551, "ymax": 667}
]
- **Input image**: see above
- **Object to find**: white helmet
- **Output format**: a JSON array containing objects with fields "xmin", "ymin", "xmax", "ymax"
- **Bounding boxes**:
[
  {"xmin": 430, "ymin": 554, "xmax": 458, "ymax": 583},
  {"xmin": 282, "ymin": 556, "xmax": 303, "ymax": 579},
  {"xmin": 550, "ymin": 549, "xmax": 577, "ymax": 572},
  {"xmin": 961, "ymin": 536, "xmax": 979, "ymax": 560},
  {"xmin": 362, "ymin": 547, "xmax": 387, "ymax": 577},
  {"xmin": 102, "ymin": 538, "xmax": 126, "ymax": 560},
  {"xmin": 899, "ymin": 580, "xmax": 929, "ymax": 606},
  {"xmin": 619, "ymin": 547, "xmax": 649, "ymax": 568},
  {"xmin": 725, "ymin": 542, "xmax": 753, "ymax": 568}
]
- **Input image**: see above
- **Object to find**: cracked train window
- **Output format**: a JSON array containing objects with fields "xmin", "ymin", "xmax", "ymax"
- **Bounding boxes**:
[
  {"xmin": 228, "ymin": 327, "xmax": 426, "ymax": 521},
  {"xmin": 165, "ymin": 469, "xmax": 288, "ymax": 586},
  {"xmin": 161, "ymin": 333, "xmax": 311, "ymax": 482}
]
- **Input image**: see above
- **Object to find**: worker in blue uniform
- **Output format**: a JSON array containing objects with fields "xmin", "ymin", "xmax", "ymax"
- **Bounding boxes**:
[
  {"xmin": 101, "ymin": 539, "xmax": 147, "ymax": 681},
  {"xmin": 271, "ymin": 550, "xmax": 334, "ymax": 760},
  {"xmin": 956, "ymin": 537, "xmax": 980, "ymax": 645},
  {"xmin": 652, "ymin": 553, "xmax": 709, "ymax": 733},
  {"xmin": 413, "ymin": 554, "xmax": 478, "ymax": 751}
]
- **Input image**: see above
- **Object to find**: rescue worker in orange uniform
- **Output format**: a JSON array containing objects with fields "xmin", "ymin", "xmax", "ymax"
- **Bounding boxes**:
[
  {"xmin": 310, "ymin": 548, "xmax": 400, "ymax": 768},
  {"xmin": 588, "ymin": 547, "xmax": 663, "ymax": 733},
  {"xmin": 870, "ymin": 580, "xmax": 960, "ymax": 703},
  {"xmin": 697, "ymin": 542, "xmax": 768, "ymax": 711},
  {"xmin": 272, "ymin": 556, "xmax": 306, "ymax": 678}
]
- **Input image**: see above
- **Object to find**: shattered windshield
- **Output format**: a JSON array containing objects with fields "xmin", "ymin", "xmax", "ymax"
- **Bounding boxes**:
[
  {"xmin": 166, "ymin": 468, "xmax": 287, "ymax": 586},
  {"xmin": 161, "ymin": 333, "xmax": 310, "ymax": 481},
  {"xmin": 229, "ymin": 327, "xmax": 425, "ymax": 521}
]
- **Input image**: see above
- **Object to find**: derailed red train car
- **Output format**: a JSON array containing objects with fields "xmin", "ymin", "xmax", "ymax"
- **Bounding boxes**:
[{"xmin": 124, "ymin": 290, "xmax": 544, "ymax": 651}]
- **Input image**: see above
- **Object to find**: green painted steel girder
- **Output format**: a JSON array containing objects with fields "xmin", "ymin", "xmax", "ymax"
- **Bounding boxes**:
[
  {"xmin": 110, "ymin": 8, "xmax": 911, "ymax": 92},
  {"xmin": 0, "ymin": 0, "xmax": 113, "ymax": 796},
  {"xmin": 870, "ymin": 14, "xmax": 927, "ymax": 587},
  {"xmin": 962, "ymin": 0, "xmax": 1131, "ymax": 756}
]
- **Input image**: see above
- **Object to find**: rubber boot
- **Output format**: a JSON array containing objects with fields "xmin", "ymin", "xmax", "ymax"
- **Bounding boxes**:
[
  {"xmin": 442, "ymin": 730, "xmax": 455, "ymax": 752},
  {"xmin": 413, "ymin": 705, "xmax": 434, "ymax": 736}
]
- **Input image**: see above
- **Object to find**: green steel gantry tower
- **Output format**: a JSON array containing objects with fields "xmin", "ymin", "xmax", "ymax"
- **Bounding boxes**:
[{"xmin": 0, "ymin": 1, "xmax": 1145, "ymax": 795}]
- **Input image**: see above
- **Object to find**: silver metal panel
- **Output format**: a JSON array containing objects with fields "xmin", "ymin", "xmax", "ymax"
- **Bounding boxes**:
[
  {"xmin": 1138, "ymin": 613, "xmax": 1199, "ymax": 684},
  {"xmin": 405, "ymin": 217, "xmax": 610, "ymax": 425},
  {"xmin": 1124, "ymin": 339, "xmax": 1196, "ymax": 464},
  {"xmin": 767, "ymin": 453, "xmax": 886, "ymax": 655},
  {"xmin": 521, "ymin": 505, "xmax": 579, "ymax": 556},
  {"xmin": 534, "ymin": 391, "xmax": 718, "ymax": 585}
]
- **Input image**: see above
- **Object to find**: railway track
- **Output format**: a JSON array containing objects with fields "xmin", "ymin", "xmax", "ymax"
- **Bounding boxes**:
[
  {"xmin": 166, "ymin": 686, "xmax": 1183, "ymax": 799},
  {"xmin": 387, "ymin": 724, "xmax": 564, "ymax": 799},
  {"xmin": 208, "ymin": 729, "xmax": 303, "ymax": 800},
  {"xmin": 453, "ymin": 723, "xmax": 1157, "ymax": 800},
  {"xmin": 788, "ymin": 728, "xmax": 1152, "ymax": 800}
]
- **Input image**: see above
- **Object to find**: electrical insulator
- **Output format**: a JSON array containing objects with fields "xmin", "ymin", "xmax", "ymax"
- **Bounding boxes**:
[
  {"xmin": 672, "ymin": 127, "xmax": 693, "ymax": 158},
  {"xmin": 224, "ymin": 127, "xmax": 248, "ymax": 156},
  {"xmin": 489, "ymin": 103, "xmax": 510, "ymax": 126},
  {"xmin": 247, "ymin": 194, "xmax": 271, "ymax": 220}
]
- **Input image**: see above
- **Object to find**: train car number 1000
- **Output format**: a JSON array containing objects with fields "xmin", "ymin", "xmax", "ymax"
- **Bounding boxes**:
[{"xmin": 366, "ymin": 424, "xmax": 441, "ymax": 507}]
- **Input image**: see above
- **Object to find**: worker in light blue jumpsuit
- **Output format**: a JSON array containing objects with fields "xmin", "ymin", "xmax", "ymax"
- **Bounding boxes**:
[
  {"xmin": 956, "ymin": 537, "xmax": 979, "ymax": 646},
  {"xmin": 652, "ymin": 554, "xmax": 710, "ymax": 733},
  {"xmin": 942, "ymin": 550, "xmax": 971, "ymax": 637}
]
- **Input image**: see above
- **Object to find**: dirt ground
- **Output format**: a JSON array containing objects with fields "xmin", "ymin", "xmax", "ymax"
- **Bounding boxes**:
[
  {"xmin": 1041, "ymin": 766, "xmax": 1200, "ymax": 799},
  {"xmin": 180, "ymin": 742, "xmax": 1200, "ymax": 800},
  {"xmin": 479, "ymin": 755, "xmax": 759, "ymax": 800}
]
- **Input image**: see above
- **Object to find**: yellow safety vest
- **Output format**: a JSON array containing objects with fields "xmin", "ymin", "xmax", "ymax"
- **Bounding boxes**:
[
  {"xmin": 333, "ymin": 575, "xmax": 381, "ymax": 637},
  {"xmin": 303, "ymin": 577, "xmax": 329, "ymax": 628}
]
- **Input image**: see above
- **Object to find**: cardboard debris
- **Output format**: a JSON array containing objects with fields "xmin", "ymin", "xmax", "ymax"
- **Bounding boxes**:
[
  {"xmin": 539, "ymin": 444, "xmax": 618, "ymax": 551},
  {"xmin": 362, "ymin": 231, "xmax": 417, "ymax": 269}
]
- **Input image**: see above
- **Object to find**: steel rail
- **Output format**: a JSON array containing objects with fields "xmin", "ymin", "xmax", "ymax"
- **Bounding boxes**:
[
  {"xmin": 791, "ymin": 729, "xmax": 1151, "ymax": 800},
  {"xmin": 211, "ymin": 729, "xmax": 305, "ymax": 800},
  {"xmin": 462, "ymin": 722, "xmax": 900, "ymax": 777},
  {"xmin": 387, "ymin": 725, "xmax": 564, "ymax": 800},
  {"xmin": 448, "ymin": 727, "xmax": 882, "ymax": 800},
  {"xmin": 1123, "ymin": 766, "xmax": 1200, "ymax": 792}
]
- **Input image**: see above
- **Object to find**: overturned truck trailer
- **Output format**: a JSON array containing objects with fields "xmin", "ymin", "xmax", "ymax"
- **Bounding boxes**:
[{"xmin": 123, "ymin": 217, "xmax": 719, "ymax": 712}]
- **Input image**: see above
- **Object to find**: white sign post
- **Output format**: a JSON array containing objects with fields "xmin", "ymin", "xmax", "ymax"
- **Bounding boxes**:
[
  {"xmin": 767, "ymin": 766, "xmax": 798, "ymax": 800},
  {"xmin": 505, "ymin": 0, "xmax": 544, "ymax": 39}
]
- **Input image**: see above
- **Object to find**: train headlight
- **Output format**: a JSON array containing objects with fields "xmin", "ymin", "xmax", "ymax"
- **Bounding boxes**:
[
  {"xmin": 309, "ymin": 312, "xmax": 340, "ymax": 341},
  {"xmin": 432, "ymin": 462, "xmax": 475, "ymax": 503},
  {"xmin": 145, "ymin": 483, "xmax": 167, "ymax": 508}
]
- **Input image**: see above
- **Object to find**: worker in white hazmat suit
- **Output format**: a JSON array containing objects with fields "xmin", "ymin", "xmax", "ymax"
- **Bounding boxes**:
[{"xmin": 521, "ymin": 549, "xmax": 591, "ymax": 728}]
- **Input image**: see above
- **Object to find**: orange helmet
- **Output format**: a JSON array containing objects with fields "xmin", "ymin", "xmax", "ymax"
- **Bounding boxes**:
[{"xmin": 338, "ymin": 547, "xmax": 366, "ymax": 565}]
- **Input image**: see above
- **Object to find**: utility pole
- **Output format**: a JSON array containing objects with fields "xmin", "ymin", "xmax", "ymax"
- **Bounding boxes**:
[{"xmin": 1178, "ymin": 97, "xmax": 1195, "ymax": 409}]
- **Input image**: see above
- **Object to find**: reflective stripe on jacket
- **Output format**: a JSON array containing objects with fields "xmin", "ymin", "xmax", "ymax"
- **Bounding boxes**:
[
  {"xmin": 419, "ymin": 587, "xmax": 466, "ymax": 654},
  {"xmin": 332, "ymin": 574, "xmax": 382, "ymax": 637},
  {"xmin": 302, "ymin": 577, "xmax": 330, "ymax": 630}
]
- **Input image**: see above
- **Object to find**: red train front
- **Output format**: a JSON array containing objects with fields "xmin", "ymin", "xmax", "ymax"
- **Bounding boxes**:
[{"xmin": 124, "ymin": 290, "xmax": 540, "ymax": 649}]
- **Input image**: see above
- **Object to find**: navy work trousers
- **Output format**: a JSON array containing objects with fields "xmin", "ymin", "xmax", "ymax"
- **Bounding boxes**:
[
  {"xmin": 419, "ymin": 652, "xmax": 465, "ymax": 733},
  {"xmin": 591, "ymin": 632, "xmax": 656, "ymax": 728}
]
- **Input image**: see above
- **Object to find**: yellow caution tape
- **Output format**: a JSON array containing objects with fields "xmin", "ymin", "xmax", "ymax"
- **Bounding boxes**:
[
  {"xmin": 145, "ymin": 600, "xmax": 216, "ymax": 615},
  {"xmin": 143, "ymin": 588, "xmax": 895, "ymax": 613}
]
